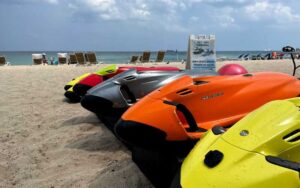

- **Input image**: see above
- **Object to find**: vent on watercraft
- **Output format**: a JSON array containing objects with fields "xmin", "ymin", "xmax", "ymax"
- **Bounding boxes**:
[
  {"xmin": 194, "ymin": 80, "xmax": 208, "ymax": 85},
  {"xmin": 176, "ymin": 88, "xmax": 192, "ymax": 96},
  {"xmin": 283, "ymin": 129, "xmax": 300, "ymax": 142},
  {"xmin": 123, "ymin": 75, "xmax": 136, "ymax": 81},
  {"xmin": 106, "ymin": 70, "xmax": 115, "ymax": 73},
  {"xmin": 243, "ymin": 74, "xmax": 253, "ymax": 77},
  {"xmin": 120, "ymin": 85, "xmax": 136, "ymax": 104}
]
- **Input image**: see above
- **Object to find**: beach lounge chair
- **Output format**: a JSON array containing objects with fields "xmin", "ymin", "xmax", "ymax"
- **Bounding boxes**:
[
  {"xmin": 32, "ymin": 54, "xmax": 43, "ymax": 65},
  {"xmin": 75, "ymin": 52, "xmax": 85, "ymax": 65},
  {"xmin": 155, "ymin": 51, "xmax": 165, "ymax": 62},
  {"xmin": 0, "ymin": 56, "xmax": 7, "ymax": 66},
  {"xmin": 278, "ymin": 53, "xmax": 284, "ymax": 59},
  {"xmin": 243, "ymin": 54, "xmax": 250, "ymax": 60},
  {"xmin": 264, "ymin": 53, "xmax": 271, "ymax": 60},
  {"xmin": 251, "ymin": 55, "xmax": 257, "ymax": 60},
  {"xmin": 238, "ymin": 53, "xmax": 245, "ymax": 59},
  {"xmin": 57, "ymin": 53, "xmax": 68, "ymax": 64},
  {"xmin": 129, "ymin": 55, "xmax": 139, "ymax": 63},
  {"xmin": 140, "ymin": 51, "xmax": 151, "ymax": 63},
  {"xmin": 85, "ymin": 52, "xmax": 98, "ymax": 64},
  {"xmin": 84, "ymin": 53, "xmax": 89, "ymax": 62},
  {"xmin": 69, "ymin": 54, "xmax": 77, "ymax": 64}
]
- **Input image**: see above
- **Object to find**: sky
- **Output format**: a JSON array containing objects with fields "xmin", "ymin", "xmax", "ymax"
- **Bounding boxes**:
[{"xmin": 0, "ymin": 0, "xmax": 299, "ymax": 51}]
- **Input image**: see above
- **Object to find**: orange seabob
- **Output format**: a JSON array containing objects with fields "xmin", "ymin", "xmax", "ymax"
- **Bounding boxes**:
[{"xmin": 116, "ymin": 72, "xmax": 300, "ymax": 147}]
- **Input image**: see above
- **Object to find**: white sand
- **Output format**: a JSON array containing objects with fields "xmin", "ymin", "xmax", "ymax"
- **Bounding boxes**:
[{"xmin": 0, "ymin": 59, "xmax": 299, "ymax": 188}]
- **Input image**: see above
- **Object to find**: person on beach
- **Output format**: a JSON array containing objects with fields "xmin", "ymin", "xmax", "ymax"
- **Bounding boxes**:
[
  {"xmin": 50, "ymin": 57, "xmax": 54, "ymax": 65},
  {"xmin": 42, "ymin": 53, "xmax": 48, "ymax": 65}
]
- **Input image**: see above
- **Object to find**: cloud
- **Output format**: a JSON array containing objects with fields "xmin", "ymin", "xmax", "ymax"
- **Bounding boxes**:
[
  {"xmin": 0, "ymin": 0, "xmax": 59, "ymax": 5},
  {"xmin": 157, "ymin": 0, "xmax": 187, "ymax": 10},
  {"xmin": 67, "ymin": 0, "xmax": 152, "ymax": 21},
  {"xmin": 7, "ymin": 0, "xmax": 298, "ymax": 26},
  {"xmin": 212, "ymin": 7, "xmax": 235, "ymax": 27},
  {"xmin": 84, "ymin": 0, "xmax": 122, "ymax": 20},
  {"xmin": 3, "ymin": 0, "xmax": 299, "ymax": 33},
  {"xmin": 44, "ymin": 0, "xmax": 58, "ymax": 4},
  {"xmin": 189, "ymin": 16, "xmax": 199, "ymax": 22},
  {"xmin": 245, "ymin": 1, "xmax": 300, "ymax": 23},
  {"xmin": 129, "ymin": 3, "xmax": 151, "ymax": 20},
  {"xmin": 1, "ymin": 0, "xmax": 300, "ymax": 51}
]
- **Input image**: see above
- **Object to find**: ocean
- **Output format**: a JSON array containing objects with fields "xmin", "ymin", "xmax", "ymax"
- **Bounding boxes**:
[{"xmin": 0, "ymin": 51, "xmax": 274, "ymax": 65}]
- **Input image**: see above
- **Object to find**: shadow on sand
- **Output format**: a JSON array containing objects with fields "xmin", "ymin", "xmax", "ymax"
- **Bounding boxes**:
[
  {"xmin": 61, "ymin": 114, "xmax": 100, "ymax": 126},
  {"xmin": 66, "ymin": 127, "xmax": 125, "ymax": 152},
  {"xmin": 89, "ymin": 159, "xmax": 154, "ymax": 188},
  {"xmin": 65, "ymin": 114, "xmax": 181, "ymax": 188}
]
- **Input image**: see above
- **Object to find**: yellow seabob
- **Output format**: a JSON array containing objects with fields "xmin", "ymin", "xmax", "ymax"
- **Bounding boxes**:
[
  {"xmin": 180, "ymin": 97, "xmax": 300, "ymax": 188},
  {"xmin": 64, "ymin": 64, "xmax": 118, "ymax": 93}
]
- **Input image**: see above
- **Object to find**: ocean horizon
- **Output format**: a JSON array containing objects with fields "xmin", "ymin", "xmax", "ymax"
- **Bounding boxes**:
[{"xmin": 0, "ymin": 51, "xmax": 276, "ymax": 65}]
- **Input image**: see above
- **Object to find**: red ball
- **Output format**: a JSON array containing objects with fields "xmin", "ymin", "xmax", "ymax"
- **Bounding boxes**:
[{"xmin": 218, "ymin": 64, "xmax": 248, "ymax": 75}]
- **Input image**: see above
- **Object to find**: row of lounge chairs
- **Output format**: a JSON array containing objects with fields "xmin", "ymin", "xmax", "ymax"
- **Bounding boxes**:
[
  {"xmin": 67, "ymin": 52, "xmax": 99, "ymax": 65},
  {"xmin": 238, "ymin": 53, "xmax": 274, "ymax": 60},
  {"xmin": 129, "ymin": 51, "xmax": 165, "ymax": 63},
  {"xmin": 238, "ymin": 52, "xmax": 300, "ymax": 61},
  {"xmin": 32, "ymin": 52, "xmax": 99, "ymax": 65},
  {"xmin": 2, "ymin": 51, "xmax": 166, "ymax": 66}
]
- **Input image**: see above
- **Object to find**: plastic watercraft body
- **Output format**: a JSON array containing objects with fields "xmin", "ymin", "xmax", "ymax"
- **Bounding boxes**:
[
  {"xmin": 81, "ymin": 70, "xmax": 214, "ymax": 114},
  {"xmin": 76, "ymin": 65, "xmax": 245, "ymax": 187},
  {"xmin": 64, "ymin": 65, "xmax": 119, "ymax": 102},
  {"xmin": 64, "ymin": 72, "xmax": 91, "ymax": 91},
  {"xmin": 64, "ymin": 65, "xmax": 179, "ymax": 102},
  {"xmin": 73, "ymin": 66, "xmax": 180, "ymax": 97},
  {"xmin": 81, "ymin": 64, "xmax": 247, "ymax": 127},
  {"xmin": 115, "ymin": 46, "xmax": 300, "ymax": 188},
  {"xmin": 172, "ymin": 98, "xmax": 300, "ymax": 188},
  {"xmin": 217, "ymin": 63, "xmax": 248, "ymax": 75},
  {"xmin": 81, "ymin": 70, "xmax": 213, "ymax": 129},
  {"xmin": 115, "ymin": 72, "xmax": 300, "ymax": 151}
]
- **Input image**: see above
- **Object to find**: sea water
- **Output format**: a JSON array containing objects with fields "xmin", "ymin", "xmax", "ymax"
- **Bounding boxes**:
[{"xmin": 0, "ymin": 51, "xmax": 272, "ymax": 65}]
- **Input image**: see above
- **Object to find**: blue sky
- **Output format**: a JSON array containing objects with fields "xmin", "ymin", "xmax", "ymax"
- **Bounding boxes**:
[{"xmin": 0, "ymin": 0, "xmax": 299, "ymax": 51}]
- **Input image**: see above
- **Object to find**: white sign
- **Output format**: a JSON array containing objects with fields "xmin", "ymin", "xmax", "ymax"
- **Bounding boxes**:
[{"xmin": 186, "ymin": 34, "xmax": 216, "ymax": 72}]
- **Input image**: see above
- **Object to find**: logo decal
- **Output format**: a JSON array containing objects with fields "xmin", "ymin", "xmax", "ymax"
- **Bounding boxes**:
[{"xmin": 201, "ymin": 92, "xmax": 224, "ymax": 100}]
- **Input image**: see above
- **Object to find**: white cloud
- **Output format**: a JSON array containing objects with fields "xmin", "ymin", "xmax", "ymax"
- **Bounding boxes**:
[
  {"xmin": 159, "ymin": 0, "xmax": 179, "ymax": 8},
  {"xmin": 44, "ymin": 0, "xmax": 58, "ymax": 4},
  {"xmin": 130, "ymin": 3, "xmax": 151, "ymax": 20},
  {"xmin": 68, "ymin": 0, "xmax": 152, "ymax": 20},
  {"xmin": 85, "ymin": 0, "xmax": 115, "ymax": 12},
  {"xmin": 82, "ymin": 0, "xmax": 122, "ymax": 20},
  {"xmin": 245, "ymin": 1, "xmax": 300, "ymax": 23},
  {"xmin": 64, "ymin": 0, "xmax": 300, "ymax": 31},
  {"xmin": 190, "ymin": 16, "xmax": 199, "ymax": 22},
  {"xmin": 213, "ymin": 7, "xmax": 235, "ymax": 27},
  {"xmin": 0, "ymin": 0, "xmax": 59, "ymax": 5},
  {"xmin": 67, "ymin": 3, "xmax": 77, "ymax": 10}
]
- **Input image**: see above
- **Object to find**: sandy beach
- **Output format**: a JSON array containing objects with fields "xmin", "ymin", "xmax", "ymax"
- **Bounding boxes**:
[{"xmin": 0, "ymin": 59, "xmax": 299, "ymax": 188}]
